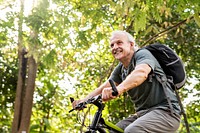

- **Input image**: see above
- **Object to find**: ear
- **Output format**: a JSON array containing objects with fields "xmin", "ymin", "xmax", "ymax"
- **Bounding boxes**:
[{"xmin": 130, "ymin": 42, "xmax": 134, "ymax": 47}]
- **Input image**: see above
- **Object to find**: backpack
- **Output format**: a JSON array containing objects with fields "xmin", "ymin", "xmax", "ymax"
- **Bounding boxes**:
[
  {"xmin": 144, "ymin": 43, "xmax": 186, "ymax": 89},
  {"xmin": 143, "ymin": 43, "xmax": 190, "ymax": 133}
]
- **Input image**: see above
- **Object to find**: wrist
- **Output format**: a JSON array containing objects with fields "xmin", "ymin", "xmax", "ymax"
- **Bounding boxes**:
[{"xmin": 117, "ymin": 84, "xmax": 127, "ymax": 95}]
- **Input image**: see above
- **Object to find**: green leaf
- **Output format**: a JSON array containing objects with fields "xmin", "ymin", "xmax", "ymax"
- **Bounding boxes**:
[{"xmin": 194, "ymin": 13, "xmax": 200, "ymax": 27}]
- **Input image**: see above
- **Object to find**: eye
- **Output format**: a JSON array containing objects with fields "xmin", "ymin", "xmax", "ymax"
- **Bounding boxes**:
[
  {"xmin": 110, "ymin": 43, "xmax": 114, "ymax": 48},
  {"xmin": 117, "ymin": 41, "xmax": 123, "ymax": 45}
]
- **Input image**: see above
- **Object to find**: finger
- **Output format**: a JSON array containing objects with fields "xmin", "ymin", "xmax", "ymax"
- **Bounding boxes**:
[
  {"xmin": 102, "ymin": 93, "xmax": 115, "ymax": 102},
  {"xmin": 110, "ymin": 95, "xmax": 117, "ymax": 99},
  {"xmin": 102, "ymin": 97, "xmax": 110, "ymax": 102},
  {"xmin": 72, "ymin": 100, "xmax": 81, "ymax": 108},
  {"xmin": 102, "ymin": 88, "xmax": 116, "ymax": 101},
  {"xmin": 102, "ymin": 93, "xmax": 108, "ymax": 101},
  {"xmin": 72, "ymin": 101, "xmax": 77, "ymax": 108}
]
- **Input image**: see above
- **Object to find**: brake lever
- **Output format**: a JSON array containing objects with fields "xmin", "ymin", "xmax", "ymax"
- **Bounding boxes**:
[
  {"xmin": 70, "ymin": 97, "xmax": 74, "ymax": 103},
  {"xmin": 69, "ymin": 97, "xmax": 75, "ymax": 113},
  {"xmin": 69, "ymin": 99, "xmax": 87, "ymax": 113},
  {"xmin": 69, "ymin": 108, "xmax": 74, "ymax": 113},
  {"xmin": 69, "ymin": 95, "xmax": 102, "ymax": 113},
  {"xmin": 86, "ymin": 94, "xmax": 102, "ymax": 104}
]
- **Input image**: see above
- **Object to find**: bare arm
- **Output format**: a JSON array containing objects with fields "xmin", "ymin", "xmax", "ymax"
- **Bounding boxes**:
[
  {"xmin": 102, "ymin": 63, "xmax": 152, "ymax": 101},
  {"xmin": 117, "ymin": 63, "xmax": 152, "ymax": 95},
  {"xmin": 83, "ymin": 80, "xmax": 111, "ymax": 101},
  {"xmin": 72, "ymin": 80, "xmax": 111, "ymax": 108},
  {"xmin": 73, "ymin": 63, "xmax": 151, "ymax": 104}
]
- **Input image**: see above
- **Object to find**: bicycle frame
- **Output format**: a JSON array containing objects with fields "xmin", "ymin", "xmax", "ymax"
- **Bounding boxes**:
[
  {"xmin": 70, "ymin": 80, "xmax": 123, "ymax": 133},
  {"xmin": 86, "ymin": 96, "xmax": 123, "ymax": 133}
]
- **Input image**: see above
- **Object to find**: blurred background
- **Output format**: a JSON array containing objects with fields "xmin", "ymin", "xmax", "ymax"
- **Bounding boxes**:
[{"xmin": 0, "ymin": 0, "xmax": 199, "ymax": 132}]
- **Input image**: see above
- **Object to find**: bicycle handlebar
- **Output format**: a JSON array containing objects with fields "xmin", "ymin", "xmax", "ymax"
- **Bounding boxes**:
[
  {"xmin": 69, "ymin": 79, "xmax": 118, "ymax": 113},
  {"xmin": 69, "ymin": 94, "xmax": 101, "ymax": 113},
  {"xmin": 109, "ymin": 79, "xmax": 118, "ymax": 96}
]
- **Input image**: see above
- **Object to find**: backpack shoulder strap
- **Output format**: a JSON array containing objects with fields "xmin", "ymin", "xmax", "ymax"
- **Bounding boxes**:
[{"xmin": 155, "ymin": 75, "xmax": 175, "ymax": 115}]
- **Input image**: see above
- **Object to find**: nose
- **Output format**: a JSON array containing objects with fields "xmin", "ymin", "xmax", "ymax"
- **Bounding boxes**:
[{"xmin": 112, "ymin": 43, "xmax": 119, "ymax": 49}]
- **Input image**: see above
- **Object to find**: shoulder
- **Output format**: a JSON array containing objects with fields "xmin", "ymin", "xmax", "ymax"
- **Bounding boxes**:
[
  {"xmin": 135, "ymin": 48, "xmax": 165, "ymax": 76},
  {"xmin": 115, "ymin": 62, "xmax": 123, "ymax": 69},
  {"xmin": 135, "ymin": 48, "xmax": 154, "ymax": 59},
  {"xmin": 110, "ymin": 62, "xmax": 123, "ymax": 75},
  {"xmin": 134, "ymin": 48, "xmax": 158, "ymax": 71},
  {"xmin": 134, "ymin": 48, "xmax": 156, "ymax": 63},
  {"xmin": 109, "ymin": 62, "xmax": 123, "ymax": 84}
]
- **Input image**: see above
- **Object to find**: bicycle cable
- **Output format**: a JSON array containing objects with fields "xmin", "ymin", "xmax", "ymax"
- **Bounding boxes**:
[{"xmin": 76, "ymin": 105, "xmax": 93, "ymax": 128}]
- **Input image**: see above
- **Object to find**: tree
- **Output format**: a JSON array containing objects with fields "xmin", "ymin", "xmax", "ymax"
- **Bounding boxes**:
[
  {"xmin": 12, "ymin": 0, "xmax": 46, "ymax": 132},
  {"xmin": 0, "ymin": 0, "xmax": 199, "ymax": 132}
]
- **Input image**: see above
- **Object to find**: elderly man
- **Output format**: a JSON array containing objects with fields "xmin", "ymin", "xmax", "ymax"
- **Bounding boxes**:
[{"xmin": 73, "ymin": 30, "xmax": 181, "ymax": 133}]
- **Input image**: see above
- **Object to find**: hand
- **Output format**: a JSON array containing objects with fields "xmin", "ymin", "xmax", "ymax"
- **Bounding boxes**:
[
  {"xmin": 72, "ymin": 99, "xmax": 85, "ymax": 110},
  {"xmin": 102, "ymin": 87, "xmax": 117, "ymax": 102}
]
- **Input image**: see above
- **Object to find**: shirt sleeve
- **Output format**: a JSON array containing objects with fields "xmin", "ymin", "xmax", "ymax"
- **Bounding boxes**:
[
  {"xmin": 135, "ymin": 49, "xmax": 156, "ymax": 71},
  {"xmin": 109, "ymin": 49, "xmax": 157, "ymax": 84},
  {"xmin": 109, "ymin": 63, "xmax": 123, "ymax": 84}
]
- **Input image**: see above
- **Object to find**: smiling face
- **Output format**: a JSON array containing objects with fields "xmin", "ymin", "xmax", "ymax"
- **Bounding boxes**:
[{"xmin": 110, "ymin": 32, "xmax": 134, "ymax": 66}]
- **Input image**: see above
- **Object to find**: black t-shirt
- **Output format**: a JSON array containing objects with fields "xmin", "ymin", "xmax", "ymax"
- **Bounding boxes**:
[{"xmin": 109, "ymin": 49, "xmax": 180, "ymax": 113}]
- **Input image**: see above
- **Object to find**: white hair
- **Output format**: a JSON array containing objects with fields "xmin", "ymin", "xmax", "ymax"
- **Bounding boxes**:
[{"xmin": 110, "ymin": 30, "xmax": 138, "ymax": 51}]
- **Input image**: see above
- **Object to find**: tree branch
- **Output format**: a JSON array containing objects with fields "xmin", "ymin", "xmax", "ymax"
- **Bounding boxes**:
[{"xmin": 142, "ymin": 16, "xmax": 194, "ymax": 46}]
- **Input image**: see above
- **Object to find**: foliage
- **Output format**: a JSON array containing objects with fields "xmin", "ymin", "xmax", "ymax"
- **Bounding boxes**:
[
  {"xmin": 0, "ymin": 0, "xmax": 199, "ymax": 132},
  {"xmin": 0, "ymin": 4, "xmax": 18, "ymax": 132},
  {"xmin": 0, "ymin": 51, "xmax": 17, "ymax": 132}
]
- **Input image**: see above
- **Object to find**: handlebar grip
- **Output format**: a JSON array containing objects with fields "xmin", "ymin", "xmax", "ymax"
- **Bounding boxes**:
[{"xmin": 109, "ymin": 79, "xmax": 118, "ymax": 96}]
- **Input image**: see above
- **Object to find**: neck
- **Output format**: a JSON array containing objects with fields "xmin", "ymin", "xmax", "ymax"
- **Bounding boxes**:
[{"xmin": 120, "ymin": 52, "xmax": 134, "ymax": 69}]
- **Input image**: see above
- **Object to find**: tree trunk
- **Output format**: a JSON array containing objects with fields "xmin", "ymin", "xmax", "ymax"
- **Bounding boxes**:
[
  {"xmin": 12, "ymin": 0, "xmax": 26, "ymax": 132},
  {"xmin": 18, "ymin": 55, "xmax": 38, "ymax": 133},
  {"xmin": 12, "ymin": 48, "xmax": 27, "ymax": 133}
]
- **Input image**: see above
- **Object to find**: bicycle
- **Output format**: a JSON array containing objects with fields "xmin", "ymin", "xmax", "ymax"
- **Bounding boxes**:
[{"xmin": 69, "ymin": 79, "xmax": 124, "ymax": 133}]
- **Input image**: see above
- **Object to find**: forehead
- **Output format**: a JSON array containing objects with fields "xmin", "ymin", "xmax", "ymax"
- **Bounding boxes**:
[{"xmin": 110, "ymin": 32, "xmax": 128, "ymax": 42}]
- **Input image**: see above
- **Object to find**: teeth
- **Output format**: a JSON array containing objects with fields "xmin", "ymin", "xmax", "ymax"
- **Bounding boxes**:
[
  {"xmin": 114, "ymin": 48, "xmax": 122, "ymax": 54},
  {"xmin": 116, "ymin": 51, "xmax": 121, "ymax": 54}
]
